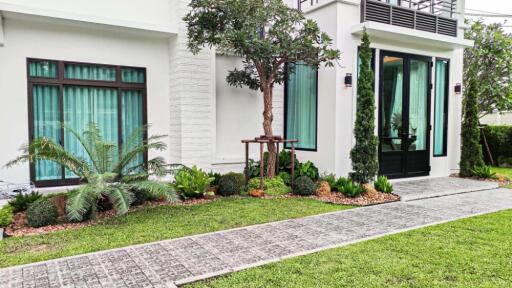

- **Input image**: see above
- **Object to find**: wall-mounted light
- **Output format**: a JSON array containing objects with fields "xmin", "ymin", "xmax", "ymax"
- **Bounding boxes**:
[
  {"xmin": 344, "ymin": 73, "xmax": 352, "ymax": 87},
  {"xmin": 455, "ymin": 83, "xmax": 462, "ymax": 94}
]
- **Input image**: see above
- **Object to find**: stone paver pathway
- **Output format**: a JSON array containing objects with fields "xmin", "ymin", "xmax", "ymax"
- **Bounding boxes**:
[{"xmin": 1, "ymin": 187, "xmax": 512, "ymax": 287}]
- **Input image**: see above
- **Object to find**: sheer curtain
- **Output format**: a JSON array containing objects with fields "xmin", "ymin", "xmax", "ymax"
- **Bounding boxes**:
[
  {"xmin": 122, "ymin": 90, "xmax": 144, "ymax": 171},
  {"xmin": 434, "ymin": 60, "xmax": 448, "ymax": 155},
  {"xmin": 286, "ymin": 63, "xmax": 317, "ymax": 149},
  {"xmin": 409, "ymin": 60, "xmax": 428, "ymax": 150},
  {"xmin": 33, "ymin": 85, "xmax": 61, "ymax": 180}
]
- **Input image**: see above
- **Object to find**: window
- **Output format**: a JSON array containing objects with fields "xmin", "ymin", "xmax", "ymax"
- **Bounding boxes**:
[
  {"xmin": 285, "ymin": 62, "xmax": 318, "ymax": 150},
  {"xmin": 27, "ymin": 59, "xmax": 147, "ymax": 186},
  {"xmin": 434, "ymin": 59, "xmax": 449, "ymax": 156}
]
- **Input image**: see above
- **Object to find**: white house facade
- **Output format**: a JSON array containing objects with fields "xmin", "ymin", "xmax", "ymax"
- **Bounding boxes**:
[{"xmin": 0, "ymin": 0, "xmax": 472, "ymax": 188}]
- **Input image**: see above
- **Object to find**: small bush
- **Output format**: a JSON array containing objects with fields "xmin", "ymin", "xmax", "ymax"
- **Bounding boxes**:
[
  {"xmin": 297, "ymin": 161, "xmax": 319, "ymax": 181},
  {"xmin": 278, "ymin": 150, "xmax": 299, "ymax": 172},
  {"xmin": 26, "ymin": 198, "xmax": 59, "ymax": 228},
  {"xmin": 293, "ymin": 176, "xmax": 316, "ymax": 196},
  {"xmin": 8, "ymin": 191, "xmax": 42, "ymax": 213},
  {"xmin": 340, "ymin": 181, "xmax": 365, "ymax": 198},
  {"xmin": 277, "ymin": 171, "xmax": 292, "ymax": 186},
  {"xmin": 374, "ymin": 176, "xmax": 393, "ymax": 193},
  {"xmin": 332, "ymin": 177, "xmax": 350, "ymax": 192},
  {"xmin": 0, "ymin": 205, "xmax": 14, "ymax": 227},
  {"xmin": 132, "ymin": 189, "xmax": 159, "ymax": 206},
  {"xmin": 173, "ymin": 166, "xmax": 214, "ymax": 199},
  {"xmin": 319, "ymin": 173, "xmax": 336, "ymax": 188},
  {"xmin": 247, "ymin": 177, "xmax": 291, "ymax": 196},
  {"xmin": 471, "ymin": 165, "xmax": 497, "ymax": 179},
  {"xmin": 218, "ymin": 173, "xmax": 244, "ymax": 196},
  {"xmin": 208, "ymin": 171, "xmax": 222, "ymax": 186}
]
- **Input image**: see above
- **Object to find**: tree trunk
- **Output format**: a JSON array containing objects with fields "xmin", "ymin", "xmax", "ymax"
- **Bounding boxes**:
[{"xmin": 263, "ymin": 83, "xmax": 277, "ymax": 178}]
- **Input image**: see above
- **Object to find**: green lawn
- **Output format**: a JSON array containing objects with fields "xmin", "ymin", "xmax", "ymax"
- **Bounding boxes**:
[
  {"xmin": 188, "ymin": 209, "xmax": 512, "ymax": 288},
  {"xmin": 491, "ymin": 166, "xmax": 512, "ymax": 188},
  {"xmin": 0, "ymin": 197, "xmax": 351, "ymax": 268}
]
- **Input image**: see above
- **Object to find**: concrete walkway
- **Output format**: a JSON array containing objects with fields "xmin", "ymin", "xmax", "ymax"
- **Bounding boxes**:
[{"xmin": 1, "ymin": 187, "xmax": 512, "ymax": 287}]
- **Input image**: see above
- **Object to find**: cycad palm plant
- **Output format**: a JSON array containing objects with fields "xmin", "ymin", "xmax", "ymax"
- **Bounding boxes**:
[{"xmin": 6, "ymin": 123, "xmax": 179, "ymax": 221}]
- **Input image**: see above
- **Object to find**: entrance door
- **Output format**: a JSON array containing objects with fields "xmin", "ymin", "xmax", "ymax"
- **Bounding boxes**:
[{"xmin": 379, "ymin": 51, "xmax": 432, "ymax": 178}]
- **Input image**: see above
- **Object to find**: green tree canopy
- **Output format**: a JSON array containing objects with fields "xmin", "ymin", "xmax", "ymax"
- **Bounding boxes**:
[{"xmin": 184, "ymin": 0, "xmax": 339, "ymax": 177}]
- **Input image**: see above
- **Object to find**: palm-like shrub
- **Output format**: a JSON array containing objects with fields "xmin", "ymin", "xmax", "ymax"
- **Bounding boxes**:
[
  {"xmin": 173, "ymin": 166, "xmax": 214, "ymax": 199},
  {"xmin": 6, "ymin": 123, "xmax": 179, "ymax": 222}
]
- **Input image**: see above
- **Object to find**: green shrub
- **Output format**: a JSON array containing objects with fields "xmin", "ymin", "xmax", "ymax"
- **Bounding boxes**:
[
  {"xmin": 340, "ymin": 181, "xmax": 364, "ymax": 198},
  {"xmin": 497, "ymin": 156, "xmax": 512, "ymax": 167},
  {"xmin": 297, "ymin": 161, "xmax": 319, "ymax": 181},
  {"xmin": 277, "ymin": 171, "xmax": 292, "ymax": 186},
  {"xmin": 218, "ymin": 173, "xmax": 244, "ymax": 196},
  {"xmin": 481, "ymin": 125, "xmax": 512, "ymax": 166},
  {"xmin": 319, "ymin": 173, "xmax": 336, "ymax": 188},
  {"xmin": 208, "ymin": 171, "xmax": 222, "ymax": 186},
  {"xmin": 471, "ymin": 165, "xmax": 497, "ymax": 179},
  {"xmin": 278, "ymin": 150, "xmax": 299, "ymax": 172},
  {"xmin": 293, "ymin": 176, "xmax": 316, "ymax": 196},
  {"xmin": 8, "ymin": 191, "xmax": 42, "ymax": 213},
  {"xmin": 374, "ymin": 176, "xmax": 393, "ymax": 193},
  {"xmin": 26, "ymin": 198, "xmax": 59, "ymax": 228},
  {"xmin": 332, "ymin": 177, "xmax": 350, "ymax": 192},
  {"xmin": 173, "ymin": 166, "xmax": 214, "ymax": 199},
  {"xmin": 0, "ymin": 205, "xmax": 14, "ymax": 228},
  {"xmin": 247, "ymin": 177, "xmax": 291, "ymax": 196}
]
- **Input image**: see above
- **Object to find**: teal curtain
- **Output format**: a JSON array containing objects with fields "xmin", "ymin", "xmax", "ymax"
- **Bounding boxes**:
[
  {"xmin": 434, "ymin": 60, "xmax": 448, "ymax": 156},
  {"xmin": 33, "ymin": 85, "xmax": 61, "ymax": 180},
  {"xmin": 122, "ymin": 68, "xmax": 145, "ymax": 83},
  {"xmin": 381, "ymin": 57, "xmax": 403, "ymax": 152},
  {"xmin": 122, "ymin": 90, "xmax": 144, "ymax": 171},
  {"xmin": 29, "ymin": 61, "xmax": 57, "ymax": 78},
  {"xmin": 408, "ymin": 60, "xmax": 429, "ymax": 151},
  {"xmin": 64, "ymin": 64, "xmax": 116, "ymax": 81},
  {"xmin": 63, "ymin": 87, "xmax": 118, "ymax": 178},
  {"xmin": 286, "ymin": 63, "xmax": 317, "ymax": 149}
]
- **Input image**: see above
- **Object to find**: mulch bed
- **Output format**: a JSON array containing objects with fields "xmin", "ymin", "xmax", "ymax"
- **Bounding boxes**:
[
  {"xmin": 285, "ymin": 191, "xmax": 400, "ymax": 206},
  {"xmin": 451, "ymin": 173, "xmax": 511, "ymax": 187}
]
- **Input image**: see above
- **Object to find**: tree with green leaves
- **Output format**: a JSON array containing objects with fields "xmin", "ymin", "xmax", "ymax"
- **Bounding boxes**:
[
  {"xmin": 460, "ymin": 66, "xmax": 485, "ymax": 177},
  {"xmin": 350, "ymin": 30, "xmax": 378, "ymax": 184},
  {"xmin": 464, "ymin": 20, "xmax": 512, "ymax": 118},
  {"xmin": 184, "ymin": 0, "xmax": 339, "ymax": 177}
]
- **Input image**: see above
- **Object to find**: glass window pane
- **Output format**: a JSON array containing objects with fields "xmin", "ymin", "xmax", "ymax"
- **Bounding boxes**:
[
  {"xmin": 122, "ymin": 90, "xmax": 144, "ymax": 172},
  {"xmin": 381, "ymin": 56, "xmax": 404, "ymax": 152},
  {"xmin": 63, "ymin": 86, "xmax": 119, "ymax": 178},
  {"xmin": 285, "ymin": 62, "xmax": 317, "ymax": 150},
  {"xmin": 64, "ymin": 64, "xmax": 116, "ymax": 81},
  {"xmin": 29, "ymin": 60, "xmax": 57, "ymax": 78},
  {"xmin": 121, "ymin": 68, "xmax": 145, "ymax": 83},
  {"xmin": 33, "ymin": 85, "xmax": 61, "ymax": 180},
  {"xmin": 434, "ymin": 60, "xmax": 449, "ymax": 156},
  {"xmin": 408, "ymin": 59, "xmax": 429, "ymax": 151}
]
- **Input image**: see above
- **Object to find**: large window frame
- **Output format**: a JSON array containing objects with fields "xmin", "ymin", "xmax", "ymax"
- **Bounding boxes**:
[
  {"xmin": 27, "ymin": 58, "xmax": 148, "ymax": 187},
  {"xmin": 284, "ymin": 62, "xmax": 319, "ymax": 151},
  {"xmin": 433, "ymin": 58, "xmax": 449, "ymax": 157}
]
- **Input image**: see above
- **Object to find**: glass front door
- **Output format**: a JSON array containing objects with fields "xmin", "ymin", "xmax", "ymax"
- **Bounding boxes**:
[{"xmin": 379, "ymin": 52, "xmax": 432, "ymax": 178}]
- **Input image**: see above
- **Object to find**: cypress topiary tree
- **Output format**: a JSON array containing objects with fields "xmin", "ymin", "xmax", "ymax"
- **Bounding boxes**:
[
  {"xmin": 350, "ymin": 30, "xmax": 379, "ymax": 184},
  {"xmin": 460, "ymin": 66, "xmax": 484, "ymax": 176}
]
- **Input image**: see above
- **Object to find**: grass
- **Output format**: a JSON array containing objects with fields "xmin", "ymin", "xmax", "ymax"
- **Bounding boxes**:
[
  {"xmin": 491, "ymin": 166, "xmax": 512, "ymax": 188},
  {"xmin": 0, "ymin": 197, "xmax": 352, "ymax": 268},
  {"xmin": 188, "ymin": 209, "xmax": 512, "ymax": 288}
]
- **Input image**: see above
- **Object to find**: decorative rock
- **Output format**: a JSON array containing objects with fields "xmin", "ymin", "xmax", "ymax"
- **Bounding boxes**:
[
  {"xmin": 315, "ymin": 181, "xmax": 331, "ymax": 197},
  {"xmin": 248, "ymin": 189, "xmax": 265, "ymax": 198},
  {"xmin": 363, "ymin": 183, "xmax": 379, "ymax": 198}
]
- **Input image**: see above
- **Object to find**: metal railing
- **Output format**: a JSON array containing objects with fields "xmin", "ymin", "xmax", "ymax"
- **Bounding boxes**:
[{"xmin": 361, "ymin": 0, "xmax": 458, "ymax": 37}]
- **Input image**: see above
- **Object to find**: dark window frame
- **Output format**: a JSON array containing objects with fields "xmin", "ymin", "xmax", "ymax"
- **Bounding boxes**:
[
  {"xmin": 283, "ymin": 62, "xmax": 319, "ymax": 151},
  {"xmin": 433, "ymin": 58, "xmax": 450, "ymax": 157},
  {"xmin": 27, "ymin": 58, "xmax": 148, "ymax": 187}
]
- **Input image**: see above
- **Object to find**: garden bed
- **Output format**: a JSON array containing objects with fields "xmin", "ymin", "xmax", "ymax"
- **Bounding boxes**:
[{"xmin": 287, "ymin": 191, "xmax": 399, "ymax": 206}]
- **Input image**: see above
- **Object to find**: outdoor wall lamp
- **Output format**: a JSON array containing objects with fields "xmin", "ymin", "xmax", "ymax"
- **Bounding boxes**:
[
  {"xmin": 344, "ymin": 73, "xmax": 352, "ymax": 87},
  {"xmin": 455, "ymin": 83, "xmax": 462, "ymax": 94}
]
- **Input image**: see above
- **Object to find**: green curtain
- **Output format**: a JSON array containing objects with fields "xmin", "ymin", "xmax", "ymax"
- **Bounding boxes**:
[
  {"xmin": 29, "ymin": 61, "xmax": 57, "ymax": 78},
  {"xmin": 409, "ymin": 60, "xmax": 429, "ymax": 151},
  {"xmin": 122, "ymin": 68, "xmax": 145, "ymax": 83},
  {"xmin": 63, "ymin": 87, "xmax": 118, "ymax": 178},
  {"xmin": 286, "ymin": 63, "xmax": 317, "ymax": 149},
  {"xmin": 122, "ymin": 90, "xmax": 144, "ymax": 171},
  {"xmin": 64, "ymin": 64, "xmax": 116, "ymax": 81},
  {"xmin": 434, "ymin": 60, "xmax": 448, "ymax": 156},
  {"xmin": 33, "ymin": 85, "xmax": 61, "ymax": 180}
]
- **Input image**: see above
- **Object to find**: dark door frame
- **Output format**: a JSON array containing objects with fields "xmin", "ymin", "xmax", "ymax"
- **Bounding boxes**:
[{"xmin": 378, "ymin": 50, "xmax": 432, "ymax": 179}]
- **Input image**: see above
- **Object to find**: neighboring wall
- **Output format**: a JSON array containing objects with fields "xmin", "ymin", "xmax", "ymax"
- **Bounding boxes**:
[{"xmin": 481, "ymin": 112, "xmax": 512, "ymax": 126}]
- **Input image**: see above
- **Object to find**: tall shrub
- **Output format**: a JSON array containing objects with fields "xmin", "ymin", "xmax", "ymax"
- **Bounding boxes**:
[
  {"xmin": 350, "ymin": 30, "xmax": 378, "ymax": 183},
  {"xmin": 460, "ymin": 67, "xmax": 484, "ymax": 176}
]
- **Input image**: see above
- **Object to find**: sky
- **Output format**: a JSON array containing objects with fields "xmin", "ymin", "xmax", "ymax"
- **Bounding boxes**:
[{"xmin": 465, "ymin": 0, "xmax": 512, "ymax": 32}]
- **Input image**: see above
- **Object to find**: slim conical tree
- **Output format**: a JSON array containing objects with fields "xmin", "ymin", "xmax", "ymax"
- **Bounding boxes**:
[
  {"xmin": 350, "ymin": 30, "xmax": 379, "ymax": 184},
  {"xmin": 460, "ymin": 66, "xmax": 484, "ymax": 176}
]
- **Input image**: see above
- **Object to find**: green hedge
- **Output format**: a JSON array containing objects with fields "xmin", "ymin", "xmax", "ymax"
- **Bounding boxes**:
[{"xmin": 481, "ymin": 125, "xmax": 512, "ymax": 166}]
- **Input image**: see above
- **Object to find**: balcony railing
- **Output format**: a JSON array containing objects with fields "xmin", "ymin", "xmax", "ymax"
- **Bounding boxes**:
[{"xmin": 361, "ymin": 0, "xmax": 458, "ymax": 37}]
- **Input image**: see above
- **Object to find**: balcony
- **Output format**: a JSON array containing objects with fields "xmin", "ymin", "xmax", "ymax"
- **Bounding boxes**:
[{"xmin": 361, "ymin": 0, "xmax": 458, "ymax": 37}]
